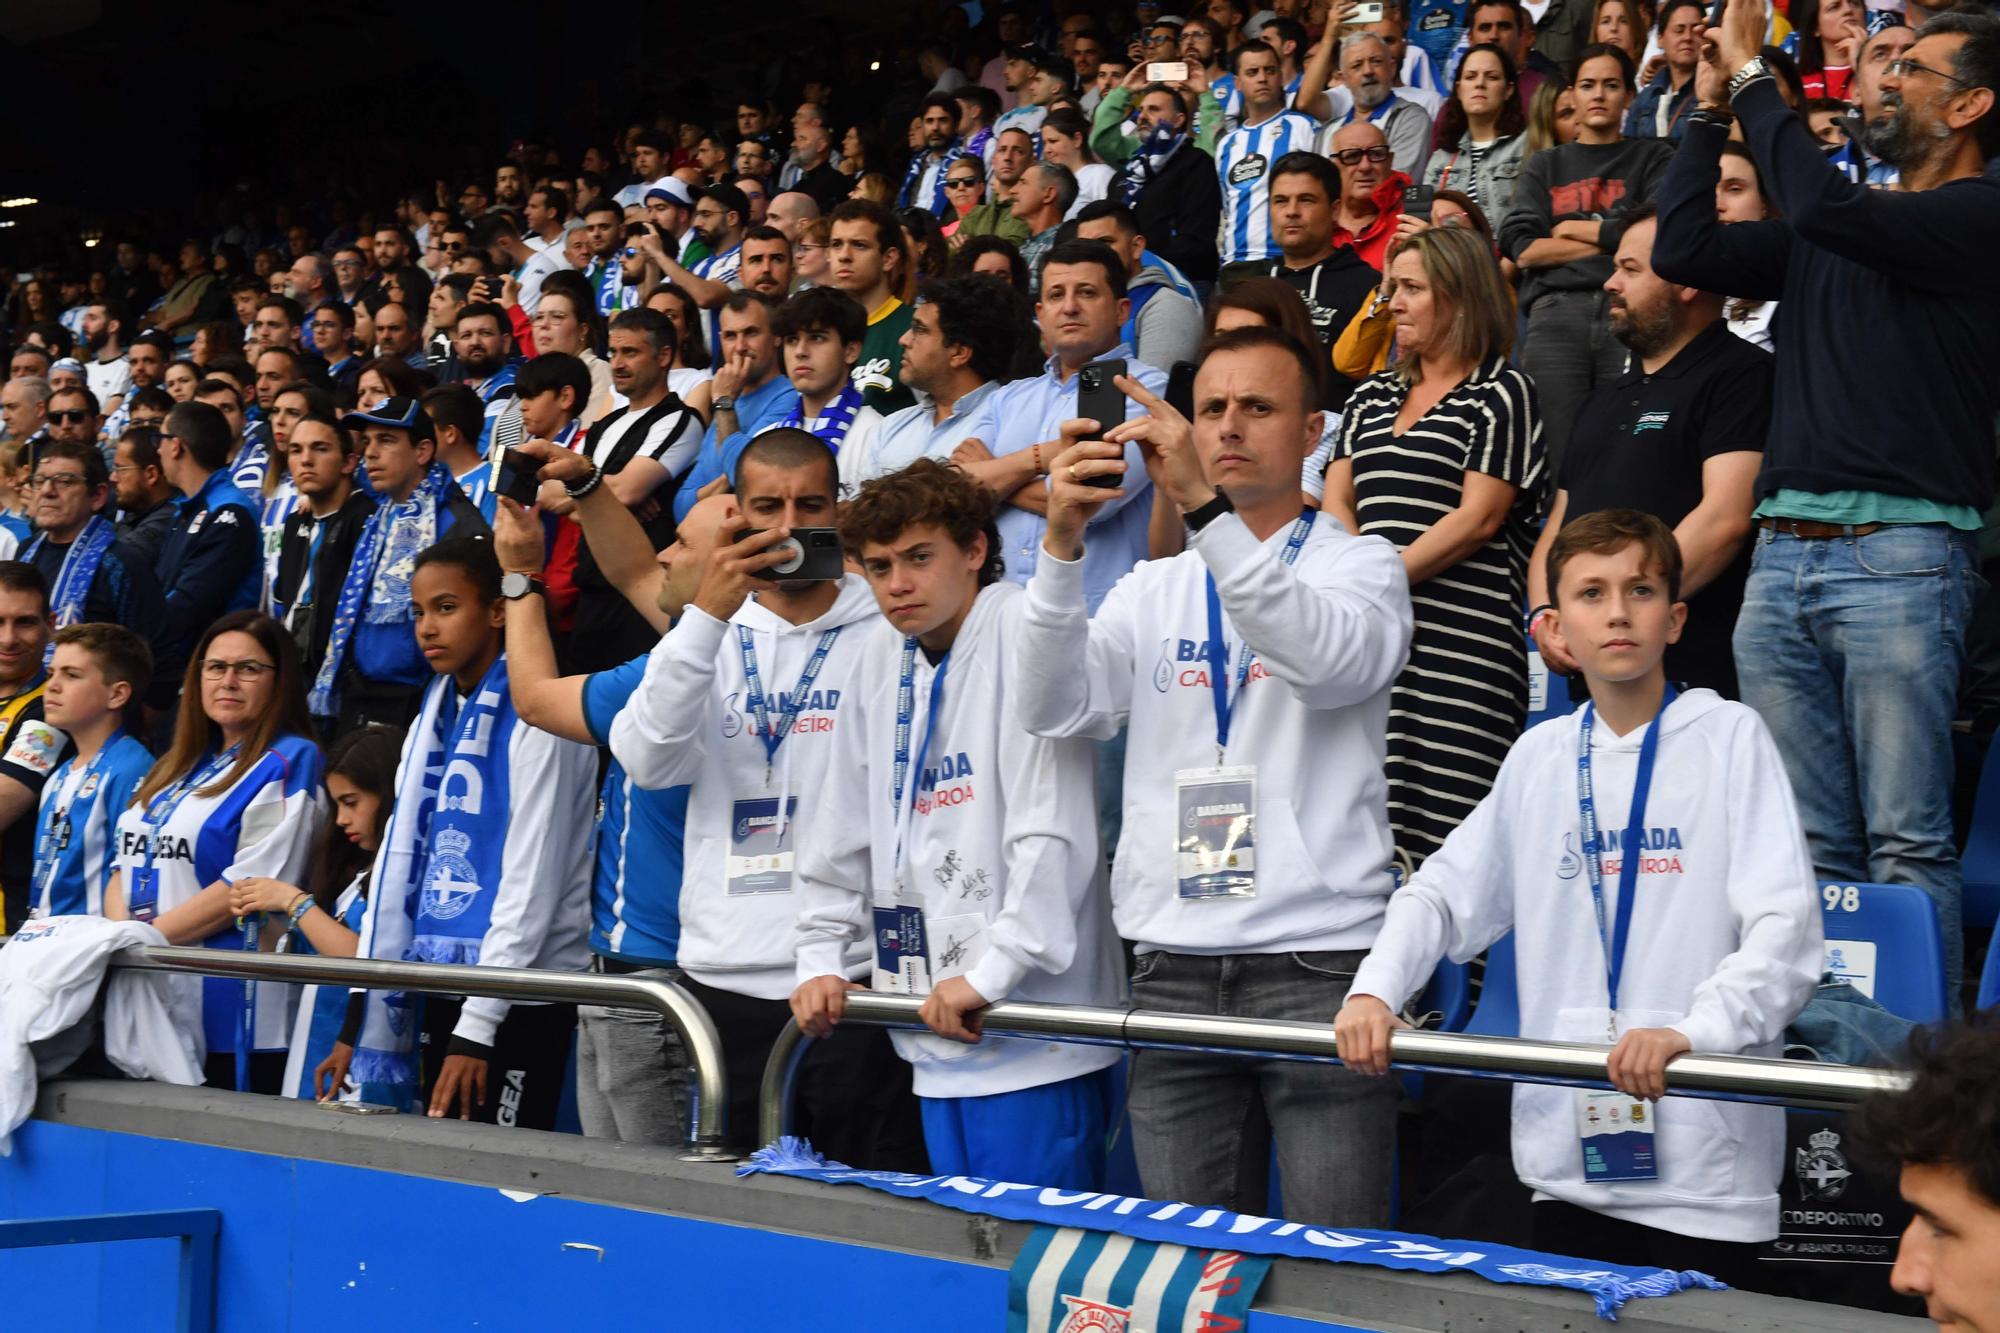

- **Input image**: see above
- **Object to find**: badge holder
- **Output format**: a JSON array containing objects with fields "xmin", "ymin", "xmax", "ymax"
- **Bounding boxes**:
[
  {"xmin": 726, "ymin": 796, "xmax": 797, "ymax": 895},
  {"xmin": 872, "ymin": 901, "xmax": 988, "ymax": 995},
  {"xmin": 1577, "ymin": 1091, "xmax": 1659, "ymax": 1183},
  {"xmin": 128, "ymin": 866, "xmax": 161, "ymax": 923},
  {"xmin": 1174, "ymin": 765, "xmax": 1257, "ymax": 900}
]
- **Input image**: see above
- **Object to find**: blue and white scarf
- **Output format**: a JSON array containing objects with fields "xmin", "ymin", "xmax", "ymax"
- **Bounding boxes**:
[
  {"xmin": 352, "ymin": 654, "xmax": 517, "ymax": 1087},
  {"xmin": 962, "ymin": 125, "xmax": 993, "ymax": 164},
  {"xmin": 1119, "ymin": 125, "xmax": 1187, "ymax": 207},
  {"xmin": 779, "ymin": 384, "xmax": 865, "ymax": 451},
  {"xmin": 898, "ymin": 142, "xmax": 971, "ymax": 217},
  {"xmin": 23, "ymin": 515, "xmax": 116, "ymax": 655},
  {"xmin": 307, "ymin": 461, "xmax": 451, "ymax": 720},
  {"xmin": 230, "ymin": 426, "xmax": 269, "ymax": 495}
]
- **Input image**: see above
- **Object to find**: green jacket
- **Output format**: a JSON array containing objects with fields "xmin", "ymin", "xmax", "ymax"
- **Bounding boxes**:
[
  {"xmin": 1089, "ymin": 87, "xmax": 1223, "ymax": 169},
  {"xmin": 954, "ymin": 202, "xmax": 1031, "ymax": 246}
]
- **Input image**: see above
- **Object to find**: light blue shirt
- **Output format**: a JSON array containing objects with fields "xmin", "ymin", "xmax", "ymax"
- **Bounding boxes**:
[
  {"xmin": 985, "ymin": 344, "xmax": 1165, "ymax": 613},
  {"xmin": 859, "ymin": 379, "xmax": 1002, "ymax": 481}
]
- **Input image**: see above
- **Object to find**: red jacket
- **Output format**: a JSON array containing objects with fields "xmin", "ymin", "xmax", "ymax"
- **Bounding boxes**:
[{"xmin": 1332, "ymin": 172, "xmax": 1410, "ymax": 273}]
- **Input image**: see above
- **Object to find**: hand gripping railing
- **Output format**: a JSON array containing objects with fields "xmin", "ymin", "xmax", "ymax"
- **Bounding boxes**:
[
  {"xmin": 106, "ymin": 944, "xmax": 738, "ymax": 1162},
  {"xmin": 760, "ymin": 992, "xmax": 1914, "ymax": 1144}
]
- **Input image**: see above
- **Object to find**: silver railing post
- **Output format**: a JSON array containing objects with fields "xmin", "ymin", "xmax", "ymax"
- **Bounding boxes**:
[
  {"xmin": 108, "ymin": 945, "xmax": 737, "ymax": 1163},
  {"xmin": 757, "ymin": 993, "xmax": 1914, "ymax": 1144}
]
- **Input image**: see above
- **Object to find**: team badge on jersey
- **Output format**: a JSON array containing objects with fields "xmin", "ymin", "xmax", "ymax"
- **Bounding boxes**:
[{"xmin": 420, "ymin": 827, "xmax": 484, "ymax": 920}]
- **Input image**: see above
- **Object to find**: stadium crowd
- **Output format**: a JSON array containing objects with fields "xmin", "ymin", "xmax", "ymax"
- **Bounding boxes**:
[{"xmin": 3, "ymin": 0, "xmax": 2000, "ymax": 1319}]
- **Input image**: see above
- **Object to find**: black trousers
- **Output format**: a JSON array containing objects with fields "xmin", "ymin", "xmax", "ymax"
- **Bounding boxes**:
[
  {"xmin": 677, "ymin": 974, "xmax": 928, "ymax": 1172},
  {"xmin": 420, "ymin": 997, "xmax": 577, "ymax": 1130},
  {"xmin": 1531, "ymin": 1199, "xmax": 1770, "ymax": 1292}
]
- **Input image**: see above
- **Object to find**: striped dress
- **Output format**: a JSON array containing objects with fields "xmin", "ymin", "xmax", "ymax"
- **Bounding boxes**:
[{"xmin": 1334, "ymin": 356, "xmax": 1545, "ymax": 869}]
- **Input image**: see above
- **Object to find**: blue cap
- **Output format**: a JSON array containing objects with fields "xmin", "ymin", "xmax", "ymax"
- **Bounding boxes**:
[
  {"xmin": 341, "ymin": 395, "xmax": 435, "ymax": 441},
  {"xmin": 50, "ymin": 357, "xmax": 85, "ymax": 376}
]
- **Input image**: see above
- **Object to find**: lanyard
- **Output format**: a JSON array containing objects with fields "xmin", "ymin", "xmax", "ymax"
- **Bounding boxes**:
[
  {"xmin": 33, "ymin": 738, "xmax": 117, "ymax": 889},
  {"xmin": 1202, "ymin": 511, "xmax": 1314, "ymax": 762},
  {"xmin": 737, "ymin": 624, "xmax": 842, "ymax": 781},
  {"xmin": 1575, "ymin": 686, "xmax": 1676, "ymax": 1037},
  {"xmin": 890, "ymin": 639, "xmax": 949, "ymax": 881},
  {"xmin": 141, "ymin": 744, "xmax": 241, "ymax": 869}
]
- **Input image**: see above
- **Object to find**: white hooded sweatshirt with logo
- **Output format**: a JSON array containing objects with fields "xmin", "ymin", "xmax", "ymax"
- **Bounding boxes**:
[
  {"xmin": 1016, "ymin": 510, "xmax": 1413, "ymax": 956},
  {"xmin": 794, "ymin": 582, "xmax": 1123, "ymax": 1099},
  {"xmin": 1350, "ymin": 689, "xmax": 1823, "ymax": 1242},
  {"xmin": 609, "ymin": 576, "xmax": 880, "ymax": 999}
]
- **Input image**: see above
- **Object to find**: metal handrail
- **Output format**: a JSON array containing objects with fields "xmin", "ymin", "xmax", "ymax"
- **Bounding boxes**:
[
  {"xmin": 106, "ymin": 945, "xmax": 738, "ymax": 1163},
  {"xmin": 759, "ymin": 992, "xmax": 1914, "ymax": 1144}
]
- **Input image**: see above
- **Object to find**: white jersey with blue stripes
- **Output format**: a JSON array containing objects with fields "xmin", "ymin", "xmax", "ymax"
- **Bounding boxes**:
[{"xmin": 1215, "ymin": 110, "xmax": 1322, "ymax": 266}]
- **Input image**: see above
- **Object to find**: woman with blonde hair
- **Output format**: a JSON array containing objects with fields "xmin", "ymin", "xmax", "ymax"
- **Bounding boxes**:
[{"xmin": 1324, "ymin": 226, "xmax": 1544, "ymax": 871}]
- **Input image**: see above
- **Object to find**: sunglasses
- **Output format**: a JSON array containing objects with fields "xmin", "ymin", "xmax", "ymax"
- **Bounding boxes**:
[
  {"xmin": 49, "ymin": 410, "xmax": 91, "ymax": 424},
  {"xmin": 945, "ymin": 177, "xmax": 982, "ymax": 189},
  {"xmin": 1331, "ymin": 146, "xmax": 1393, "ymax": 165}
]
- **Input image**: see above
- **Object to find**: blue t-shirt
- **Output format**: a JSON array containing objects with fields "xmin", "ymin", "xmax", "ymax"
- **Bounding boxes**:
[
  {"xmin": 1409, "ymin": 0, "xmax": 1470, "ymax": 70},
  {"xmin": 583, "ymin": 654, "xmax": 688, "ymax": 966},
  {"xmin": 31, "ymin": 731, "xmax": 153, "ymax": 917}
]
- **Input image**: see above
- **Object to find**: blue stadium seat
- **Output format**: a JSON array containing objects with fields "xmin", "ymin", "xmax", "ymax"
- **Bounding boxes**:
[
  {"xmin": 1959, "ymin": 731, "xmax": 2000, "ymax": 929},
  {"xmin": 1979, "ymin": 928, "xmax": 2000, "ymax": 1012},
  {"xmin": 1819, "ymin": 882, "xmax": 1949, "ymax": 1025},
  {"xmin": 1462, "ymin": 935, "xmax": 1519, "ymax": 1038}
]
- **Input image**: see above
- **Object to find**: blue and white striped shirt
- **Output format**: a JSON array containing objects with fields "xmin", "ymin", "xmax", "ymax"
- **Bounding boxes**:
[{"xmin": 1216, "ymin": 110, "xmax": 1323, "ymax": 265}]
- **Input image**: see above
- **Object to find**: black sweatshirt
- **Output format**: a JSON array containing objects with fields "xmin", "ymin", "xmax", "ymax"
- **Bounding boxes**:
[
  {"xmin": 1652, "ymin": 79, "xmax": 2000, "ymax": 510},
  {"xmin": 1499, "ymin": 137, "xmax": 1675, "ymax": 310}
]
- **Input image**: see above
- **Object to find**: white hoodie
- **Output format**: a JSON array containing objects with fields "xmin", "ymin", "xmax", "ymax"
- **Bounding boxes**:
[
  {"xmin": 1016, "ymin": 510, "xmax": 1413, "ymax": 955},
  {"xmin": 1350, "ymin": 690, "xmax": 1823, "ymax": 1242},
  {"xmin": 609, "ymin": 576, "xmax": 881, "ymax": 999},
  {"xmin": 794, "ymin": 583, "xmax": 1124, "ymax": 1099}
]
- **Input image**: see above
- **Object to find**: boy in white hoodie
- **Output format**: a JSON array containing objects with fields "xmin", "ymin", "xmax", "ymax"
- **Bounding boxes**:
[
  {"xmin": 1336, "ymin": 508, "xmax": 1823, "ymax": 1284},
  {"xmin": 791, "ymin": 459, "xmax": 1124, "ymax": 1189},
  {"xmin": 608, "ymin": 428, "xmax": 923, "ymax": 1168}
]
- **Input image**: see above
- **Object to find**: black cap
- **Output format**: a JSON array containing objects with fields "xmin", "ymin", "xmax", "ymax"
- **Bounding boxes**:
[{"xmin": 341, "ymin": 395, "xmax": 435, "ymax": 442}]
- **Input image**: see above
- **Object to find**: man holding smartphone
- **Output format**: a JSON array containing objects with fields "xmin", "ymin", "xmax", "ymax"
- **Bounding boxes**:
[{"xmin": 949, "ymin": 240, "xmax": 1166, "ymax": 613}]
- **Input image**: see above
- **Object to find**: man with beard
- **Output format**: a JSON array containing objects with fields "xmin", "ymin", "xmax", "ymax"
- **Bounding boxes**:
[
  {"xmin": 1527, "ymin": 206, "xmax": 1768, "ymax": 700},
  {"xmin": 453, "ymin": 301, "xmax": 520, "ymax": 451},
  {"xmin": 1313, "ymin": 33, "xmax": 1435, "ymax": 179},
  {"xmin": 1653, "ymin": 3, "xmax": 2000, "ymax": 997},
  {"xmin": 899, "ymin": 94, "xmax": 970, "ymax": 218},
  {"xmin": 651, "ymin": 184, "xmax": 749, "ymax": 362},
  {"xmin": 79, "ymin": 300, "xmax": 131, "ymax": 417},
  {"xmin": 1832, "ymin": 23, "xmax": 1916, "ymax": 186},
  {"xmin": 100, "ymin": 332, "xmax": 169, "ymax": 446}
]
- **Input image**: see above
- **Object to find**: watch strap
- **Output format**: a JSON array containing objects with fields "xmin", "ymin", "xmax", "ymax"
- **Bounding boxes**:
[
  {"xmin": 1182, "ymin": 490, "xmax": 1235, "ymax": 533},
  {"xmin": 501, "ymin": 572, "xmax": 547, "ymax": 601}
]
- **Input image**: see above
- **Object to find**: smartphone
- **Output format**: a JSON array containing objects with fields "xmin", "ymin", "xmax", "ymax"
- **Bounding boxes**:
[
  {"xmin": 1146, "ymin": 61, "xmax": 1189, "ymax": 83},
  {"xmin": 751, "ymin": 526, "xmax": 845, "ymax": 582},
  {"xmin": 1164, "ymin": 360, "xmax": 1197, "ymax": 420},
  {"xmin": 1349, "ymin": 1, "xmax": 1386, "ymax": 22},
  {"xmin": 490, "ymin": 444, "xmax": 541, "ymax": 507},
  {"xmin": 1075, "ymin": 358, "xmax": 1128, "ymax": 491},
  {"xmin": 1403, "ymin": 183, "xmax": 1437, "ymax": 220},
  {"xmin": 1707, "ymin": 0, "xmax": 1727, "ymax": 25}
]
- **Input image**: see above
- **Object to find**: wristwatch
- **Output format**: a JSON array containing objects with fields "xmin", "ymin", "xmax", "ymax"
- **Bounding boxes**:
[
  {"xmin": 1181, "ymin": 489, "xmax": 1234, "ymax": 533},
  {"xmin": 500, "ymin": 571, "xmax": 547, "ymax": 601},
  {"xmin": 711, "ymin": 394, "xmax": 736, "ymax": 413},
  {"xmin": 1727, "ymin": 56, "xmax": 1770, "ymax": 100}
]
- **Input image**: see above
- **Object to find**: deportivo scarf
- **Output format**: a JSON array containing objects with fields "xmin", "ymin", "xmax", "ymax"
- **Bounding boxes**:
[
  {"xmin": 307, "ymin": 462, "xmax": 448, "ymax": 720},
  {"xmin": 778, "ymin": 384, "xmax": 865, "ymax": 451},
  {"xmin": 22, "ymin": 515, "xmax": 116, "ymax": 659},
  {"xmin": 351, "ymin": 655, "xmax": 517, "ymax": 1087},
  {"xmin": 1118, "ymin": 124, "xmax": 1187, "ymax": 207},
  {"xmin": 898, "ymin": 143, "xmax": 971, "ymax": 217}
]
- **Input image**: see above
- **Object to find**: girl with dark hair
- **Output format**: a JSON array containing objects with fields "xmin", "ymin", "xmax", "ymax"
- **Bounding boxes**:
[
  {"xmin": 1787, "ymin": 0, "xmax": 1866, "ymax": 99},
  {"xmin": 894, "ymin": 208, "xmax": 952, "ymax": 297},
  {"xmin": 228, "ymin": 724, "xmax": 402, "ymax": 1103},
  {"xmin": 1040, "ymin": 107, "xmax": 1113, "ymax": 217},
  {"xmin": 949, "ymin": 234, "xmax": 1031, "ymax": 294},
  {"xmin": 1422, "ymin": 44, "xmax": 1530, "ymax": 229},
  {"xmin": 105, "ymin": 611, "xmax": 325, "ymax": 1092},
  {"xmin": 352, "ymin": 354, "xmax": 433, "ymax": 411}
]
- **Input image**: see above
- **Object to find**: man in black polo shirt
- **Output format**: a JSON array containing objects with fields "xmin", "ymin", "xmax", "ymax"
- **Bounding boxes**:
[
  {"xmin": 1218, "ymin": 152, "xmax": 1378, "ymax": 409},
  {"xmin": 1528, "ymin": 206, "xmax": 1768, "ymax": 699}
]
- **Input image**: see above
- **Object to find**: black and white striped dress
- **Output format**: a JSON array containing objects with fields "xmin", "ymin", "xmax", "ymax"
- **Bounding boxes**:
[{"xmin": 1334, "ymin": 356, "xmax": 1545, "ymax": 869}]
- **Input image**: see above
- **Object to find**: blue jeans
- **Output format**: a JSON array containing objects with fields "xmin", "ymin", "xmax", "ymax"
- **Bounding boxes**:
[
  {"xmin": 920, "ymin": 1066, "xmax": 1116, "ymax": 1190},
  {"xmin": 1734, "ymin": 525, "xmax": 1980, "ymax": 993},
  {"xmin": 1126, "ymin": 950, "xmax": 1396, "ymax": 1227}
]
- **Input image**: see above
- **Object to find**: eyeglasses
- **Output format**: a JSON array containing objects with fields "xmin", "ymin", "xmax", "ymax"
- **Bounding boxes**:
[
  {"xmin": 1885, "ymin": 57, "xmax": 1975, "ymax": 87},
  {"xmin": 201, "ymin": 658, "xmax": 274, "ymax": 680},
  {"xmin": 48, "ymin": 410, "xmax": 91, "ymax": 424},
  {"xmin": 945, "ymin": 177, "xmax": 982, "ymax": 189},
  {"xmin": 28, "ymin": 473, "xmax": 87, "ymax": 490},
  {"xmin": 1331, "ymin": 146, "xmax": 1394, "ymax": 165}
]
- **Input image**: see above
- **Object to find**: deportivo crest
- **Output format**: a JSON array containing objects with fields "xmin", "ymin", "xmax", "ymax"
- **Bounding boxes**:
[
  {"xmin": 851, "ymin": 357, "xmax": 895, "ymax": 395},
  {"xmin": 1795, "ymin": 1127, "xmax": 1852, "ymax": 1202},
  {"xmin": 420, "ymin": 827, "xmax": 483, "ymax": 920},
  {"xmin": 1058, "ymin": 1296, "xmax": 1129, "ymax": 1332}
]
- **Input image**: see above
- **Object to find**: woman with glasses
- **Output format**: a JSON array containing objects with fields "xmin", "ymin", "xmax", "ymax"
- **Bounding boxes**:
[
  {"xmin": 1324, "ymin": 226, "xmax": 1544, "ymax": 873},
  {"xmin": 530, "ymin": 274, "xmax": 613, "ymax": 427},
  {"xmin": 939, "ymin": 162, "xmax": 988, "ymax": 239},
  {"xmin": 1422, "ymin": 44, "xmax": 1531, "ymax": 232},
  {"xmin": 106, "ymin": 611, "xmax": 326, "ymax": 1093}
]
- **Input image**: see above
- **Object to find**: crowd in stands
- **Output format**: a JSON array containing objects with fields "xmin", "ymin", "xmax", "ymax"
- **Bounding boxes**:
[{"xmin": 4, "ymin": 0, "xmax": 2000, "ymax": 1317}]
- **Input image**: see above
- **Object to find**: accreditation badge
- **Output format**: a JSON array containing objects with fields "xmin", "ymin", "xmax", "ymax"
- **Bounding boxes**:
[
  {"xmin": 1175, "ymin": 766, "xmax": 1257, "ymax": 900},
  {"xmin": 128, "ymin": 866, "xmax": 161, "ymax": 922},
  {"xmin": 726, "ymin": 797, "xmax": 797, "ymax": 895},
  {"xmin": 872, "ymin": 903, "xmax": 988, "ymax": 995},
  {"xmin": 1577, "ymin": 1091, "xmax": 1659, "ymax": 1182}
]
